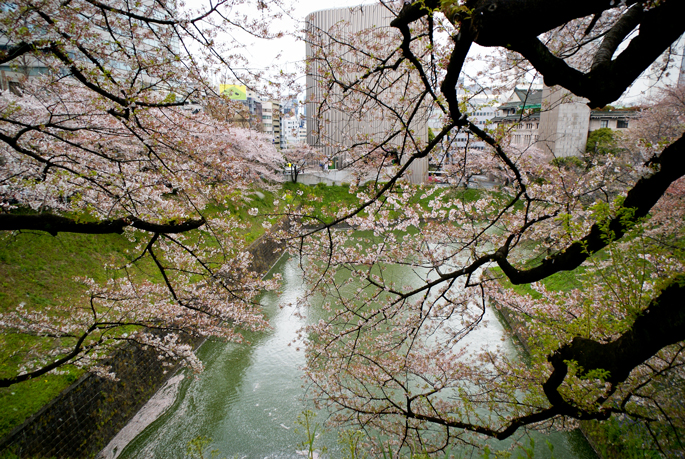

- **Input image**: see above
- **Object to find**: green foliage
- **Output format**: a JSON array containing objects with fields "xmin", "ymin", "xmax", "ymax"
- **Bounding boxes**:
[
  {"xmin": 0, "ymin": 448, "xmax": 21, "ymax": 459},
  {"xmin": 490, "ymin": 265, "xmax": 583, "ymax": 300},
  {"xmin": 339, "ymin": 430, "xmax": 368, "ymax": 459},
  {"xmin": 295, "ymin": 410, "xmax": 327, "ymax": 459},
  {"xmin": 551, "ymin": 156, "xmax": 585, "ymax": 170},
  {"xmin": 582, "ymin": 417, "xmax": 663, "ymax": 459},
  {"xmin": 427, "ymin": 127, "xmax": 436, "ymax": 144},
  {"xmin": 585, "ymin": 128, "xmax": 621, "ymax": 158},
  {"xmin": 186, "ymin": 436, "xmax": 226, "ymax": 459}
]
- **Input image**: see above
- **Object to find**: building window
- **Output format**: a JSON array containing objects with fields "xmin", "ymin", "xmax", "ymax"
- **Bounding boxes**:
[
  {"xmin": 617, "ymin": 119, "xmax": 629, "ymax": 129},
  {"xmin": 600, "ymin": 120, "xmax": 608, "ymax": 128}
]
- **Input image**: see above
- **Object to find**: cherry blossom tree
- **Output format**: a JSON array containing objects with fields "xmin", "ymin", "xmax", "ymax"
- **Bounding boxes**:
[
  {"xmin": 0, "ymin": 0, "xmax": 285, "ymax": 386},
  {"xmin": 292, "ymin": 0, "xmax": 685, "ymax": 455},
  {"xmin": 283, "ymin": 144, "xmax": 326, "ymax": 183}
]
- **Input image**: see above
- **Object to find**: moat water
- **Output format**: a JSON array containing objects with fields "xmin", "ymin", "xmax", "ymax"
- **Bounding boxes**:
[{"xmin": 107, "ymin": 255, "xmax": 597, "ymax": 459}]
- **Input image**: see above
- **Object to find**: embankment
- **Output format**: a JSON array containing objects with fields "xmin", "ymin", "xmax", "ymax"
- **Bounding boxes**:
[{"xmin": 0, "ymin": 228, "xmax": 286, "ymax": 458}]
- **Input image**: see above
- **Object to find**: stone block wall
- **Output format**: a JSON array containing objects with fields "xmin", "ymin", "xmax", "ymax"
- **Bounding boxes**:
[{"xmin": 0, "ymin": 337, "xmax": 200, "ymax": 458}]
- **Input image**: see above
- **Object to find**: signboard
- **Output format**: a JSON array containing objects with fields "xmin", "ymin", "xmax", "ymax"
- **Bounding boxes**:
[{"xmin": 219, "ymin": 84, "xmax": 247, "ymax": 100}]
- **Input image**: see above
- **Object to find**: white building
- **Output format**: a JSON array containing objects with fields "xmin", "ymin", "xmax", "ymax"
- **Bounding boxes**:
[
  {"xmin": 453, "ymin": 87, "xmax": 498, "ymax": 152},
  {"xmin": 491, "ymin": 85, "xmax": 639, "ymax": 158},
  {"xmin": 261, "ymin": 100, "xmax": 281, "ymax": 149},
  {"xmin": 281, "ymin": 115, "xmax": 302, "ymax": 148}
]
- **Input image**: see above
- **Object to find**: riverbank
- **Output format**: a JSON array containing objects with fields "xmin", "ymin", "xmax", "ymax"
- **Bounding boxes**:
[{"xmin": 0, "ymin": 216, "xmax": 289, "ymax": 458}]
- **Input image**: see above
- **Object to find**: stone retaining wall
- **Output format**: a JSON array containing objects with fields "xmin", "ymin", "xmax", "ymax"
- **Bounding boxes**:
[{"xmin": 0, "ymin": 228, "xmax": 286, "ymax": 459}]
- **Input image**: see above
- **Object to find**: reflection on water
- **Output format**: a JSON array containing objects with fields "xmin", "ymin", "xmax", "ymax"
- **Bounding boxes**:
[{"xmin": 115, "ymin": 255, "xmax": 596, "ymax": 459}]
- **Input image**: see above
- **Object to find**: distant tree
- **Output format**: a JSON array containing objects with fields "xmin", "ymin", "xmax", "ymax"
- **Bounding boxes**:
[
  {"xmin": 586, "ymin": 127, "xmax": 621, "ymax": 157},
  {"xmin": 284, "ymin": 145, "xmax": 326, "ymax": 183}
]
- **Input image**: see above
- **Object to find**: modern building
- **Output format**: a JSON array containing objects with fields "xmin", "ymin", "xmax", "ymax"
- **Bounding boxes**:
[
  {"xmin": 454, "ymin": 86, "xmax": 498, "ymax": 152},
  {"xmin": 281, "ymin": 115, "xmax": 303, "ymax": 148},
  {"xmin": 306, "ymin": 4, "xmax": 429, "ymax": 183},
  {"xmin": 428, "ymin": 86, "xmax": 497, "ymax": 167}
]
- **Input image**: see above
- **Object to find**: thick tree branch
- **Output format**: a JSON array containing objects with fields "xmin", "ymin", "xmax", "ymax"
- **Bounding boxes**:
[
  {"xmin": 0, "ymin": 41, "xmax": 49, "ymax": 65},
  {"xmin": 591, "ymin": 3, "xmax": 642, "ymax": 71},
  {"xmin": 465, "ymin": 0, "xmax": 633, "ymax": 46},
  {"xmin": 506, "ymin": 0, "xmax": 685, "ymax": 107},
  {"xmin": 0, "ymin": 213, "xmax": 206, "ymax": 236},
  {"xmin": 497, "ymin": 132, "xmax": 685, "ymax": 284},
  {"xmin": 545, "ymin": 277, "xmax": 685, "ymax": 412}
]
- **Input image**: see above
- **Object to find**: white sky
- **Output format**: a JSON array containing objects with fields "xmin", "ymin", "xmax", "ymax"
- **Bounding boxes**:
[
  {"xmin": 183, "ymin": 0, "xmax": 377, "ymax": 77},
  {"xmin": 182, "ymin": 0, "xmax": 684, "ymax": 106}
]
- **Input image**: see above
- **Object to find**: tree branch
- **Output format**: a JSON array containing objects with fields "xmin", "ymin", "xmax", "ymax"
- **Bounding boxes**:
[
  {"xmin": 497, "ymin": 132, "xmax": 685, "ymax": 284},
  {"xmin": 0, "ymin": 213, "xmax": 206, "ymax": 236},
  {"xmin": 591, "ymin": 3, "xmax": 642, "ymax": 71}
]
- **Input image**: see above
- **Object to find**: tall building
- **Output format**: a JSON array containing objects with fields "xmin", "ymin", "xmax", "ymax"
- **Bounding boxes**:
[
  {"xmin": 262, "ymin": 100, "xmax": 282, "ymax": 149},
  {"xmin": 306, "ymin": 4, "xmax": 429, "ymax": 183}
]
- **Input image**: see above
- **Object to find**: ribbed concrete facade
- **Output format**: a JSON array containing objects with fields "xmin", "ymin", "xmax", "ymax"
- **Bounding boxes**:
[
  {"xmin": 305, "ymin": 4, "xmax": 429, "ymax": 184},
  {"xmin": 539, "ymin": 86, "xmax": 591, "ymax": 157}
]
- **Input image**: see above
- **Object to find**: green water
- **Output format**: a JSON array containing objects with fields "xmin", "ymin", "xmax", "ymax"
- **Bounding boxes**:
[{"xmin": 115, "ymin": 255, "xmax": 597, "ymax": 459}]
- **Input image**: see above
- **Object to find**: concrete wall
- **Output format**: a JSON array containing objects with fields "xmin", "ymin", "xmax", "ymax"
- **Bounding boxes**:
[
  {"xmin": 0, "ymin": 334, "xmax": 202, "ymax": 458},
  {"xmin": 539, "ymin": 86, "xmax": 591, "ymax": 157},
  {"xmin": 0, "ymin": 230, "xmax": 288, "ymax": 458}
]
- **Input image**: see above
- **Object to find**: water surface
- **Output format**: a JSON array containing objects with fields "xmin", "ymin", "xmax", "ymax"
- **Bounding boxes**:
[{"xmin": 116, "ymin": 255, "xmax": 596, "ymax": 459}]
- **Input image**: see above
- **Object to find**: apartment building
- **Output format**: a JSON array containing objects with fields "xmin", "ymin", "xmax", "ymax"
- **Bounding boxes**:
[{"xmin": 262, "ymin": 101, "xmax": 282, "ymax": 149}]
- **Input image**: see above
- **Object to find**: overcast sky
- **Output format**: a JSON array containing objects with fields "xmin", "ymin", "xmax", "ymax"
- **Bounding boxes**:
[
  {"xmin": 182, "ymin": 0, "xmax": 684, "ymax": 105},
  {"xmin": 183, "ymin": 0, "xmax": 378, "ymax": 75}
]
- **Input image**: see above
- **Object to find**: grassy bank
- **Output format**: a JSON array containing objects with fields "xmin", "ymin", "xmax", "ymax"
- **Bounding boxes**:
[
  {"xmin": 0, "ymin": 182, "xmax": 383, "ymax": 438},
  {"xmin": 0, "ymin": 181, "xmax": 508, "ymax": 439},
  {"xmin": 0, "ymin": 188, "xmax": 282, "ymax": 438},
  {"xmin": 0, "ymin": 231, "xmax": 140, "ymax": 438}
]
